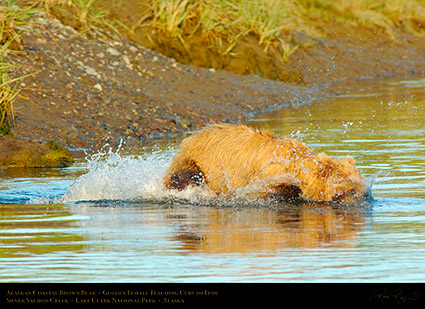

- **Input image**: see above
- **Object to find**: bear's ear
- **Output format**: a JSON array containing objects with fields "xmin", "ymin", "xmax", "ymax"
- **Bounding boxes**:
[
  {"xmin": 346, "ymin": 156, "xmax": 356, "ymax": 165},
  {"xmin": 317, "ymin": 152, "xmax": 331, "ymax": 163}
]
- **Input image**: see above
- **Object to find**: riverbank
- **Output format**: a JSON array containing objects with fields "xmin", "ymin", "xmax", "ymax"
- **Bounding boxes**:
[{"xmin": 3, "ymin": 5, "xmax": 425, "ymax": 164}]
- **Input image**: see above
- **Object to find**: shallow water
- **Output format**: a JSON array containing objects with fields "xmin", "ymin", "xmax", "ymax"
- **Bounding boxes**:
[{"xmin": 1, "ymin": 76, "xmax": 425, "ymax": 283}]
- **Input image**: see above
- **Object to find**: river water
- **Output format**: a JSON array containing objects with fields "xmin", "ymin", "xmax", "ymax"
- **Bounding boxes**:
[{"xmin": 1, "ymin": 76, "xmax": 425, "ymax": 283}]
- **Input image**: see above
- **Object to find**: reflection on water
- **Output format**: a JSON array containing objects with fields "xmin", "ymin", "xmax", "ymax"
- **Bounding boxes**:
[
  {"xmin": 172, "ymin": 203, "xmax": 367, "ymax": 253},
  {"xmin": 0, "ymin": 202, "xmax": 370, "ymax": 282},
  {"xmin": 0, "ymin": 204, "xmax": 84, "ymax": 258},
  {"xmin": 1, "ymin": 76, "xmax": 425, "ymax": 282}
]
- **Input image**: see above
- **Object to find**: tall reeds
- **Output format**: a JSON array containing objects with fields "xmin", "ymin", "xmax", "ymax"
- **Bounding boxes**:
[
  {"xmin": 0, "ymin": 0, "xmax": 36, "ymax": 135},
  {"xmin": 141, "ymin": 0, "xmax": 425, "ymax": 57},
  {"xmin": 32, "ymin": 0, "xmax": 425, "ymax": 65},
  {"xmin": 41, "ymin": 0, "xmax": 131, "ymax": 37}
]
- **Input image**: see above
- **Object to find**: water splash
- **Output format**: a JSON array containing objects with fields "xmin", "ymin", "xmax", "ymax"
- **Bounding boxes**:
[
  {"xmin": 60, "ymin": 143, "xmax": 219, "ymax": 205},
  {"xmin": 54, "ymin": 144, "xmax": 289, "ymax": 207},
  {"xmin": 62, "ymin": 144, "xmax": 164, "ymax": 203}
]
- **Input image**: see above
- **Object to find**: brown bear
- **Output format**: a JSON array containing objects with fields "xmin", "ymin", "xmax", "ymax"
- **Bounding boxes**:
[{"xmin": 164, "ymin": 124, "xmax": 368, "ymax": 205}]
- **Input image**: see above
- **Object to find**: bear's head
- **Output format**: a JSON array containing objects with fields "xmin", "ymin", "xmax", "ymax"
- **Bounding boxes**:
[{"xmin": 315, "ymin": 153, "xmax": 367, "ymax": 205}]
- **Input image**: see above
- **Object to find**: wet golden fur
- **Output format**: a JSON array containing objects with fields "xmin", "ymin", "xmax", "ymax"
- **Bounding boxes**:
[{"xmin": 164, "ymin": 124, "xmax": 367, "ymax": 204}]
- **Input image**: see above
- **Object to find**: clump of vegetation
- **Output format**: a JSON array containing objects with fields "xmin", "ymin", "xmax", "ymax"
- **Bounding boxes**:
[
  {"xmin": 42, "ymin": 140, "xmax": 74, "ymax": 167},
  {"xmin": 0, "ymin": 137, "xmax": 73, "ymax": 167},
  {"xmin": 40, "ymin": 0, "xmax": 130, "ymax": 37},
  {"xmin": 0, "ymin": 0, "xmax": 36, "ymax": 135},
  {"xmin": 0, "ymin": 62, "xmax": 19, "ymax": 135}
]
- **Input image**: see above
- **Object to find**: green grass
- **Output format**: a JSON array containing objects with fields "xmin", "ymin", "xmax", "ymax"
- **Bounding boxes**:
[
  {"xmin": 34, "ymin": 0, "xmax": 425, "ymax": 66},
  {"xmin": 1, "ymin": 140, "xmax": 74, "ymax": 167},
  {"xmin": 0, "ymin": 62, "xmax": 20, "ymax": 135},
  {"xmin": 0, "ymin": 0, "xmax": 37, "ymax": 135},
  {"xmin": 140, "ymin": 0, "xmax": 425, "ymax": 58},
  {"xmin": 69, "ymin": 0, "xmax": 120, "ymax": 35},
  {"xmin": 40, "ymin": 0, "xmax": 132, "ymax": 37}
]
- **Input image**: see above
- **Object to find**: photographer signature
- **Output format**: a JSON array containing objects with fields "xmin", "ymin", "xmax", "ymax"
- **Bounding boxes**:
[{"xmin": 370, "ymin": 288, "xmax": 420, "ymax": 304}]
